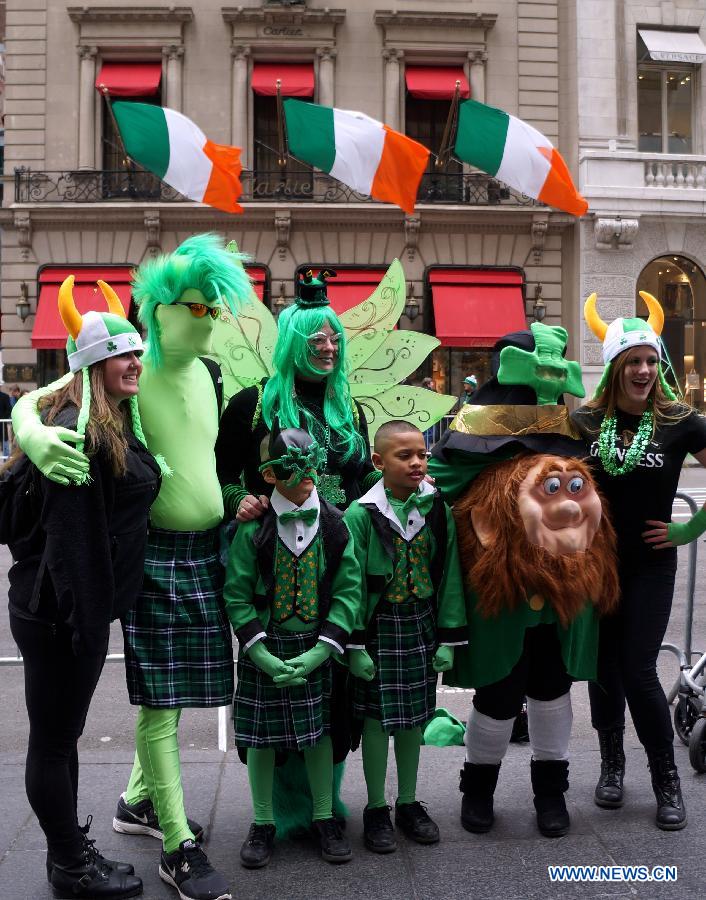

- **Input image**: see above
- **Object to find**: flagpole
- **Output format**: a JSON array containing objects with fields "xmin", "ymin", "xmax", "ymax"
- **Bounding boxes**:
[
  {"xmin": 275, "ymin": 79, "xmax": 287, "ymax": 170},
  {"xmin": 435, "ymin": 81, "xmax": 461, "ymax": 171},
  {"xmin": 98, "ymin": 85, "xmax": 133, "ymax": 167}
]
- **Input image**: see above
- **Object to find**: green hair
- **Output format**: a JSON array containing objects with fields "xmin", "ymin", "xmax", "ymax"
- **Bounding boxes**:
[
  {"xmin": 261, "ymin": 304, "xmax": 366, "ymax": 463},
  {"xmin": 132, "ymin": 233, "xmax": 252, "ymax": 368}
]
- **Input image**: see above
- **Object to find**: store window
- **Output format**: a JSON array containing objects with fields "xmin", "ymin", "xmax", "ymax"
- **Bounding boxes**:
[
  {"xmin": 637, "ymin": 66, "xmax": 694, "ymax": 153},
  {"xmin": 636, "ymin": 255, "xmax": 706, "ymax": 409}
]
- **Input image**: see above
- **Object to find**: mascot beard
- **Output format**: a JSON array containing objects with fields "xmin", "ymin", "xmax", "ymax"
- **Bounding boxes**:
[{"xmin": 453, "ymin": 454, "xmax": 620, "ymax": 627}]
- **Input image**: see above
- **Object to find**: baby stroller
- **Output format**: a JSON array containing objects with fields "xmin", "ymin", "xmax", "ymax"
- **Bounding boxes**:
[{"xmin": 661, "ymin": 492, "xmax": 706, "ymax": 772}]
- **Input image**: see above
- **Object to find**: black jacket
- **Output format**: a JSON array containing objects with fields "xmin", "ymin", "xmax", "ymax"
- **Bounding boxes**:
[{"xmin": 8, "ymin": 406, "xmax": 161, "ymax": 654}]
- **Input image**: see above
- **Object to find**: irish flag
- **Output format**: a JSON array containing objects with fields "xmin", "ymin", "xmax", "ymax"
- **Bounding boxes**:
[
  {"xmin": 284, "ymin": 98, "xmax": 429, "ymax": 215},
  {"xmin": 112, "ymin": 102, "xmax": 243, "ymax": 214},
  {"xmin": 454, "ymin": 99, "xmax": 588, "ymax": 217}
]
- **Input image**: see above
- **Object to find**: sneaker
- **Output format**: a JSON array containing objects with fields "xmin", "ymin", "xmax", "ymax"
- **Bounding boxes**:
[
  {"xmin": 50, "ymin": 848, "xmax": 143, "ymax": 899},
  {"xmin": 113, "ymin": 795, "xmax": 204, "ymax": 843},
  {"xmin": 311, "ymin": 818, "xmax": 353, "ymax": 864},
  {"xmin": 394, "ymin": 801, "xmax": 440, "ymax": 845},
  {"xmin": 159, "ymin": 840, "xmax": 231, "ymax": 900},
  {"xmin": 239, "ymin": 823, "xmax": 276, "ymax": 869},
  {"xmin": 363, "ymin": 805, "xmax": 397, "ymax": 854}
]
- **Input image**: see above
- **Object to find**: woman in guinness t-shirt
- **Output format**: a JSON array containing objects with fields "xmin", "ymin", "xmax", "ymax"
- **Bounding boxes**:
[{"xmin": 573, "ymin": 293, "xmax": 706, "ymax": 832}]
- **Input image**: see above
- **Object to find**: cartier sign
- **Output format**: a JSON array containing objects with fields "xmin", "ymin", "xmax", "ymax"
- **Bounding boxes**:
[{"xmin": 262, "ymin": 26, "xmax": 304, "ymax": 36}]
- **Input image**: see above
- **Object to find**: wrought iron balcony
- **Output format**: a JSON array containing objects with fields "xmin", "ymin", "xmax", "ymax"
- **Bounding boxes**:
[{"xmin": 14, "ymin": 166, "xmax": 538, "ymax": 207}]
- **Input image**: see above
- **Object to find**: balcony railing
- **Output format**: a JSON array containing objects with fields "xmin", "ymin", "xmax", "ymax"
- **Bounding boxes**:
[{"xmin": 14, "ymin": 166, "xmax": 539, "ymax": 207}]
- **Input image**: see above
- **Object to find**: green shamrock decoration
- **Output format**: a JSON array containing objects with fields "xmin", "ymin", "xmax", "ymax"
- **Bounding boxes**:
[
  {"xmin": 106, "ymin": 340, "xmax": 118, "ymax": 352},
  {"xmin": 497, "ymin": 322, "xmax": 585, "ymax": 405}
]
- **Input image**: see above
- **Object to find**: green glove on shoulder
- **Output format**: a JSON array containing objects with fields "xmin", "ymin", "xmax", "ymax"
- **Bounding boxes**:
[
  {"xmin": 667, "ymin": 507, "xmax": 706, "ymax": 546},
  {"xmin": 433, "ymin": 645, "xmax": 454, "ymax": 673},
  {"xmin": 348, "ymin": 648, "xmax": 376, "ymax": 681}
]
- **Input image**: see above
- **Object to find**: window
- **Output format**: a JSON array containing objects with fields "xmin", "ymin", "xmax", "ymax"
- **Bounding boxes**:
[{"xmin": 638, "ymin": 66, "xmax": 694, "ymax": 154}]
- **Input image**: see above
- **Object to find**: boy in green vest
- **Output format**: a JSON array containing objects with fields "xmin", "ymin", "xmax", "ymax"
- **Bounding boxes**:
[
  {"xmin": 344, "ymin": 420, "xmax": 467, "ymax": 853},
  {"xmin": 223, "ymin": 425, "xmax": 361, "ymax": 869}
]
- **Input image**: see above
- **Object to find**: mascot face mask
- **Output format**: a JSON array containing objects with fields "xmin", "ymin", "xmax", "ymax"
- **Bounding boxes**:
[
  {"xmin": 155, "ymin": 288, "xmax": 219, "ymax": 358},
  {"xmin": 516, "ymin": 456, "xmax": 602, "ymax": 555}
]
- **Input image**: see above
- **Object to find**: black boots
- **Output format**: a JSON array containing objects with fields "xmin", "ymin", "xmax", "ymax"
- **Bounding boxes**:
[
  {"xmin": 459, "ymin": 762, "xmax": 500, "ymax": 833},
  {"xmin": 647, "ymin": 749, "xmax": 687, "ymax": 831},
  {"xmin": 530, "ymin": 759, "xmax": 570, "ymax": 838},
  {"xmin": 50, "ymin": 847, "xmax": 143, "ymax": 899},
  {"xmin": 594, "ymin": 728, "xmax": 625, "ymax": 809}
]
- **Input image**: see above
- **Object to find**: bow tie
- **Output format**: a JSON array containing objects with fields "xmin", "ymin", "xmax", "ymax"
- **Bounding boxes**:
[
  {"xmin": 387, "ymin": 489, "xmax": 435, "ymax": 519},
  {"xmin": 279, "ymin": 507, "xmax": 318, "ymax": 526}
]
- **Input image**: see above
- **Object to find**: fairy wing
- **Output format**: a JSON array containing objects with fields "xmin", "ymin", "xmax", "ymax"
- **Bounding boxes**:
[{"xmin": 357, "ymin": 385, "xmax": 457, "ymax": 440}]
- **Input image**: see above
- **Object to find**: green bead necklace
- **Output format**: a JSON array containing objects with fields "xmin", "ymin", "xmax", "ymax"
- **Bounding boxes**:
[{"xmin": 598, "ymin": 405, "xmax": 653, "ymax": 476}]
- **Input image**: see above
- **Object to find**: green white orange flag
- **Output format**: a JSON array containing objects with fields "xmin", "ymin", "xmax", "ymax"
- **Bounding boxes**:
[
  {"xmin": 454, "ymin": 98, "xmax": 588, "ymax": 217},
  {"xmin": 284, "ymin": 98, "xmax": 429, "ymax": 215},
  {"xmin": 112, "ymin": 101, "xmax": 243, "ymax": 214}
]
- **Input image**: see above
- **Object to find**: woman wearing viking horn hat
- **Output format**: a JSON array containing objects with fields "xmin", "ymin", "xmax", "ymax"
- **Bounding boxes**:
[
  {"xmin": 5, "ymin": 276, "xmax": 161, "ymax": 898},
  {"xmin": 572, "ymin": 291, "xmax": 706, "ymax": 832}
]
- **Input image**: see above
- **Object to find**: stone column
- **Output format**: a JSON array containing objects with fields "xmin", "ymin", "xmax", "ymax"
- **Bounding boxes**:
[
  {"xmin": 163, "ymin": 45, "xmax": 185, "ymax": 111},
  {"xmin": 468, "ymin": 49, "xmax": 487, "ymax": 104},
  {"xmin": 316, "ymin": 47, "xmax": 336, "ymax": 107},
  {"xmin": 231, "ymin": 45, "xmax": 250, "ymax": 167},
  {"xmin": 78, "ymin": 45, "xmax": 97, "ymax": 169},
  {"xmin": 382, "ymin": 49, "xmax": 402, "ymax": 130}
]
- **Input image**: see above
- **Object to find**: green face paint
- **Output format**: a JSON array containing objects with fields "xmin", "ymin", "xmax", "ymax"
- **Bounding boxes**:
[{"xmin": 497, "ymin": 322, "xmax": 585, "ymax": 405}]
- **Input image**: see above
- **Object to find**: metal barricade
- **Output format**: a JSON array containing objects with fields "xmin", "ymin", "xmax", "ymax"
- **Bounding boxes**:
[{"xmin": 0, "ymin": 418, "xmax": 12, "ymax": 463}]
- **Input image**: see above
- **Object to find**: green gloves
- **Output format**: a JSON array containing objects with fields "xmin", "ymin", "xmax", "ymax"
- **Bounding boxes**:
[
  {"xmin": 667, "ymin": 507, "xmax": 706, "ymax": 546},
  {"xmin": 247, "ymin": 641, "xmax": 306, "ymax": 687},
  {"xmin": 433, "ymin": 645, "xmax": 454, "ymax": 673},
  {"xmin": 12, "ymin": 374, "xmax": 90, "ymax": 485},
  {"xmin": 349, "ymin": 648, "xmax": 376, "ymax": 681},
  {"xmin": 287, "ymin": 641, "xmax": 334, "ymax": 678}
]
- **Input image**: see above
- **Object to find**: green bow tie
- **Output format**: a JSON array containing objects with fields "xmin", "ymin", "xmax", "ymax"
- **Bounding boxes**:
[
  {"xmin": 279, "ymin": 507, "xmax": 318, "ymax": 526},
  {"xmin": 386, "ymin": 489, "xmax": 435, "ymax": 520}
]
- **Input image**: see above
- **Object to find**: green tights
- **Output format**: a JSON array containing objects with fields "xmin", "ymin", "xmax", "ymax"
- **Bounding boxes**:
[
  {"xmin": 248, "ymin": 737, "xmax": 334, "ymax": 824},
  {"xmin": 124, "ymin": 707, "xmax": 194, "ymax": 853},
  {"xmin": 362, "ymin": 717, "xmax": 421, "ymax": 809}
]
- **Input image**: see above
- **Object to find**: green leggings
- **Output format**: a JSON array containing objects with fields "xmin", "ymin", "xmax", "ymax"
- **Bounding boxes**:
[
  {"xmin": 248, "ymin": 737, "xmax": 334, "ymax": 825},
  {"xmin": 362, "ymin": 717, "xmax": 422, "ymax": 809},
  {"xmin": 124, "ymin": 707, "xmax": 194, "ymax": 854}
]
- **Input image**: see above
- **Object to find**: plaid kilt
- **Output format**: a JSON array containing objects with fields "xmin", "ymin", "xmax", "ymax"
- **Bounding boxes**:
[
  {"xmin": 233, "ymin": 625, "xmax": 332, "ymax": 751},
  {"xmin": 123, "ymin": 527, "xmax": 234, "ymax": 708},
  {"xmin": 353, "ymin": 598, "xmax": 437, "ymax": 732}
]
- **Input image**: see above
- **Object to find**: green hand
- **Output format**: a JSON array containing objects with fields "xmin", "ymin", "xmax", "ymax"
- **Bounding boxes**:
[
  {"xmin": 433, "ymin": 645, "xmax": 454, "ymax": 673},
  {"xmin": 286, "ymin": 641, "xmax": 334, "ymax": 678},
  {"xmin": 247, "ymin": 640, "xmax": 296, "ymax": 682},
  {"xmin": 667, "ymin": 508, "xmax": 706, "ymax": 546},
  {"xmin": 497, "ymin": 322, "xmax": 585, "ymax": 405},
  {"xmin": 348, "ymin": 648, "xmax": 376, "ymax": 681}
]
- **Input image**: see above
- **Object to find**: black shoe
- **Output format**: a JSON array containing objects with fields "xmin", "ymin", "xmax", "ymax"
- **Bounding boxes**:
[
  {"xmin": 363, "ymin": 805, "xmax": 397, "ymax": 854},
  {"xmin": 50, "ymin": 849, "xmax": 143, "ymax": 899},
  {"xmin": 510, "ymin": 704, "xmax": 530, "ymax": 744},
  {"xmin": 531, "ymin": 759, "xmax": 570, "ymax": 838},
  {"xmin": 239, "ymin": 823, "xmax": 276, "ymax": 869},
  {"xmin": 159, "ymin": 840, "xmax": 231, "ymax": 900},
  {"xmin": 311, "ymin": 817, "xmax": 353, "ymax": 864},
  {"xmin": 113, "ymin": 794, "xmax": 204, "ymax": 842},
  {"xmin": 47, "ymin": 816, "xmax": 136, "ymax": 883},
  {"xmin": 394, "ymin": 801, "xmax": 440, "ymax": 844},
  {"xmin": 594, "ymin": 728, "xmax": 625, "ymax": 809},
  {"xmin": 459, "ymin": 763, "xmax": 501, "ymax": 833},
  {"xmin": 647, "ymin": 750, "xmax": 687, "ymax": 831}
]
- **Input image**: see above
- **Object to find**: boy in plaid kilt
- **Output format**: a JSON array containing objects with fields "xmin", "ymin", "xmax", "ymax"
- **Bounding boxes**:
[
  {"xmin": 344, "ymin": 420, "xmax": 467, "ymax": 854},
  {"xmin": 224, "ymin": 425, "xmax": 361, "ymax": 869}
]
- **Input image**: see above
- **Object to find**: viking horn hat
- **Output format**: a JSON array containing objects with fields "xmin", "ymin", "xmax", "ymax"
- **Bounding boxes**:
[{"xmin": 584, "ymin": 290, "xmax": 664, "ymax": 365}]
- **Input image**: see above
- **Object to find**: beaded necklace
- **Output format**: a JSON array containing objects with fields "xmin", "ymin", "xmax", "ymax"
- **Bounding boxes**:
[{"xmin": 597, "ymin": 404, "xmax": 653, "ymax": 476}]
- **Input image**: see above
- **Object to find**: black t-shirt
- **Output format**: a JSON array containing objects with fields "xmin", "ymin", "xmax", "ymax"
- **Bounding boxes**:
[{"xmin": 572, "ymin": 405, "xmax": 706, "ymax": 561}]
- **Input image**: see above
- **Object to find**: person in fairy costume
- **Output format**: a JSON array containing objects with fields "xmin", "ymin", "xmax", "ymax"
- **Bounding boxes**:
[
  {"xmin": 224, "ymin": 425, "xmax": 360, "ymax": 868},
  {"xmin": 11, "ymin": 234, "xmax": 252, "ymax": 900},
  {"xmin": 428, "ymin": 323, "xmax": 619, "ymax": 839},
  {"xmin": 572, "ymin": 292, "xmax": 706, "ymax": 830},
  {"xmin": 215, "ymin": 268, "xmax": 378, "ymax": 518}
]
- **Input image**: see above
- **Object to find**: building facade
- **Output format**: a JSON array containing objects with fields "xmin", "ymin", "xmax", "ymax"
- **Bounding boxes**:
[{"xmin": 0, "ymin": 0, "xmax": 579, "ymax": 396}]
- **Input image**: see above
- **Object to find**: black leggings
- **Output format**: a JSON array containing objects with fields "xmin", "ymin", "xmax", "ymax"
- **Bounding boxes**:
[
  {"xmin": 588, "ymin": 555, "xmax": 677, "ymax": 754},
  {"xmin": 10, "ymin": 613, "xmax": 107, "ymax": 863},
  {"xmin": 473, "ymin": 624, "xmax": 573, "ymax": 720}
]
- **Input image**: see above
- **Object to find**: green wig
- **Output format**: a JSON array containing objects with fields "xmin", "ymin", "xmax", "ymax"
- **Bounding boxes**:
[
  {"xmin": 132, "ymin": 233, "xmax": 252, "ymax": 368},
  {"xmin": 261, "ymin": 304, "xmax": 366, "ymax": 463}
]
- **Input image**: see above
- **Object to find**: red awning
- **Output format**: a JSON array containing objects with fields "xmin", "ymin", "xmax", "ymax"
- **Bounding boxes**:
[
  {"xmin": 246, "ymin": 266, "xmax": 267, "ymax": 302},
  {"xmin": 95, "ymin": 62, "xmax": 162, "ymax": 97},
  {"xmin": 429, "ymin": 268, "xmax": 526, "ymax": 347},
  {"xmin": 405, "ymin": 66, "xmax": 470, "ymax": 101},
  {"xmin": 305, "ymin": 269, "xmax": 388, "ymax": 317},
  {"xmin": 251, "ymin": 63, "xmax": 314, "ymax": 97},
  {"xmin": 33, "ymin": 267, "xmax": 134, "ymax": 350}
]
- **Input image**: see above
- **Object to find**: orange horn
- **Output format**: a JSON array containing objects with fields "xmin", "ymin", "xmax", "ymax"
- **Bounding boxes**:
[
  {"xmin": 97, "ymin": 280, "xmax": 127, "ymax": 318},
  {"xmin": 583, "ymin": 292, "xmax": 608, "ymax": 342},
  {"xmin": 57, "ymin": 275, "xmax": 83, "ymax": 340},
  {"xmin": 638, "ymin": 290, "xmax": 664, "ymax": 337}
]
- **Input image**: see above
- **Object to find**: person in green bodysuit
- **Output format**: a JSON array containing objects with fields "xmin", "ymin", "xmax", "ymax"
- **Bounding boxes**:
[{"xmin": 11, "ymin": 234, "xmax": 252, "ymax": 900}]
